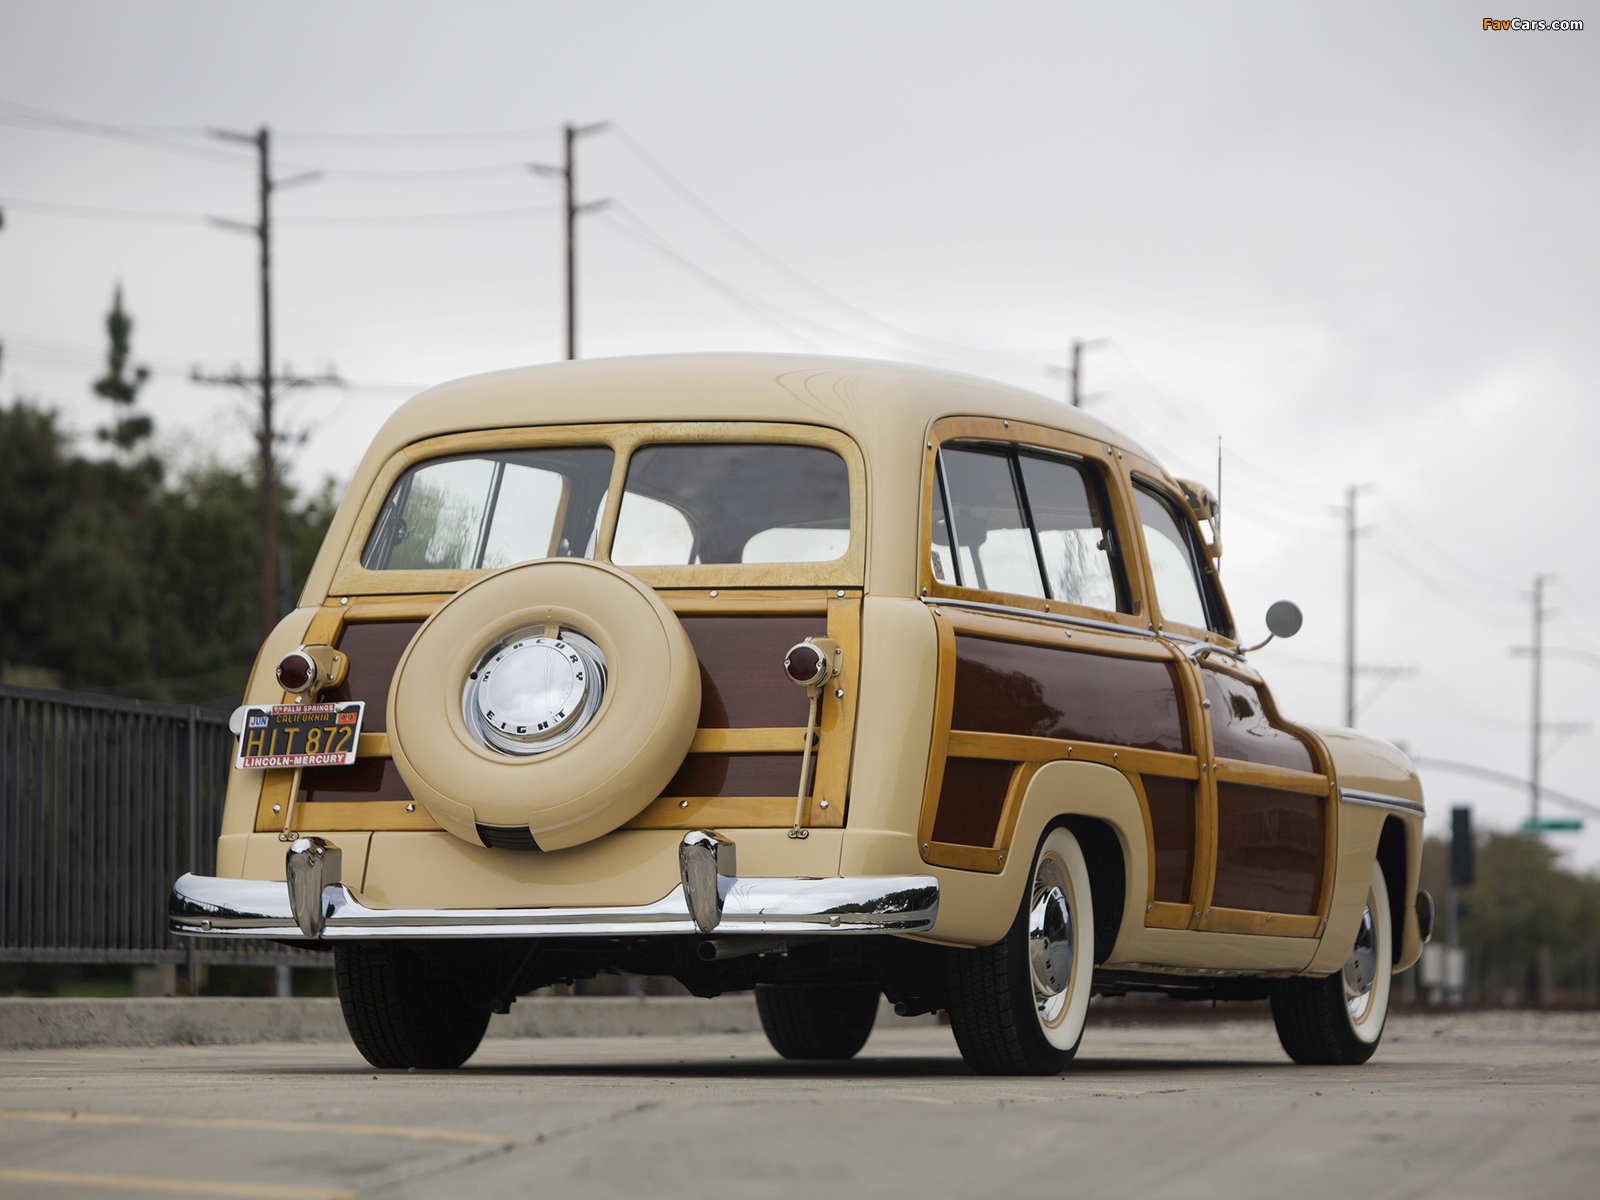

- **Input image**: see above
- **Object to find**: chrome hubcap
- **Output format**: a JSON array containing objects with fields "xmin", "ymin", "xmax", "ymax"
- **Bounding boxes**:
[
  {"xmin": 1343, "ymin": 900, "xmax": 1378, "ymax": 1022},
  {"xmin": 463, "ymin": 629, "xmax": 606, "ymax": 756},
  {"xmin": 1028, "ymin": 860, "xmax": 1074, "ymax": 1025}
]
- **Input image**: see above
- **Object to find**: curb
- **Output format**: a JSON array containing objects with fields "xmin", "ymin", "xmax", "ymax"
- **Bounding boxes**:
[{"xmin": 0, "ymin": 994, "xmax": 933, "ymax": 1050}]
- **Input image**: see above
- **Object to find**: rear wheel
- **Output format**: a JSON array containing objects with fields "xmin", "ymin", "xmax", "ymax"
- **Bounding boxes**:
[
  {"xmin": 755, "ymin": 983, "xmax": 880, "ymax": 1060},
  {"xmin": 1271, "ymin": 862, "xmax": 1393, "ymax": 1065},
  {"xmin": 335, "ymin": 943, "xmax": 491, "ymax": 1069},
  {"xmin": 946, "ymin": 826, "xmax": 1094, "ymax": 1075}
]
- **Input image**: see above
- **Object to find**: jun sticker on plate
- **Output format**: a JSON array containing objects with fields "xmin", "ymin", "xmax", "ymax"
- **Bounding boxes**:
[{"xmin": 235, "ymin": 701, "xmax": 365, "ymax": 769}]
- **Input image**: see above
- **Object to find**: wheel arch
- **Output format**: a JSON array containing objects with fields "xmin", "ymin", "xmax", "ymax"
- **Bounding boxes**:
[
  {"xmin": 1376, "ymin": 817, "xmax": 1409, "ymax": 965},
  {"xmin": 924, "ymin": 759, "xmax": 1147, "ymax": 954}
]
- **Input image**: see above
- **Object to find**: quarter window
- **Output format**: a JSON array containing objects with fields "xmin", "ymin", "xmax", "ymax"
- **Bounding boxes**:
[
  {"xmin": 1133, "ymin": 485, "xmax": 1211, "ymax": 631},
  {"xmin": 361, "ymin": 448, "xmax": 614, "ymax": 571},
  {"xmin": 934, "ymin": 441, "xmax": 1129, "ymax": 613}
]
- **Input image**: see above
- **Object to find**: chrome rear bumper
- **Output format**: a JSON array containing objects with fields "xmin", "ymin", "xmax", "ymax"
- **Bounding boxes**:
[{"xmin": 169, "ymin": 833, "xmax": 938, "ymax": 943}]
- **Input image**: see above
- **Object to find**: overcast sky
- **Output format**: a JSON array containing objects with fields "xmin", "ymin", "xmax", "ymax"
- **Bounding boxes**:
[{"xmin": 2, "ymin": 2, "xmax": 1597, "ymax": 866}]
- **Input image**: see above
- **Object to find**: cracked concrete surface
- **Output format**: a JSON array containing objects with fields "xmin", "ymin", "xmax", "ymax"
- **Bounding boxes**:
[{"xmin": 0, "ymin": 1011, "xmax": 1596, "ymax": 1199}]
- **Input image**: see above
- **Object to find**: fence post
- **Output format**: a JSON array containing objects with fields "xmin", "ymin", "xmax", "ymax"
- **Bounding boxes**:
[{"xmin": 186, "ymin": 706, "xmax": 200, "ymax": 995}]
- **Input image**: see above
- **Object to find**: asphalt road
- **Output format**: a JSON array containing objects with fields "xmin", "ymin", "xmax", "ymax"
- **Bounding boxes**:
[{"xmin": 1, "ymin": 1010, "xmax": 1596, "ymax": 1200}]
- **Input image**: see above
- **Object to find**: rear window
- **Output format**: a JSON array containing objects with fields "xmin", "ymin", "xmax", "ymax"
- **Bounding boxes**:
[
  {"xmin": 361, "ymin": 448, "xmax": 614, "ymax": 571},
  {"xmin": 611, "ymin": 443, "xmax": 851, "ymax": 566}
]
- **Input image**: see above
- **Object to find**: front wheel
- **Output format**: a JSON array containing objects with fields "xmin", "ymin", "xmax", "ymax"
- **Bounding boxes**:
[
  {"xmin": 1271, "ymin": 861, "xmax": 1393, "ymax": 1065},
  {"xmin": 335, "ymin": 943, "xmax": 491, "ymax": 1069},
  {"xmin": 946, "ymin": 826, "xmax": 1095, "ymax": 1075}
]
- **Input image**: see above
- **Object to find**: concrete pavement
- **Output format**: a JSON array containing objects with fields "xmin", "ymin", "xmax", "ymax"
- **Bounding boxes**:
[{"xmin": 1, "ymin": 1010, "xmax": 1596, "ymax": 1199}]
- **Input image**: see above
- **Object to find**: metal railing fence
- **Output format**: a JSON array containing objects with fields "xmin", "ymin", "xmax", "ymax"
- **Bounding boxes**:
[{"xmin": 1, "ymin": 683, "xmax": 328, "ymax": 966}]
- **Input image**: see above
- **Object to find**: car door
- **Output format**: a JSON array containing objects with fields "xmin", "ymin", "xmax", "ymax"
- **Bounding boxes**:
[
  {"xmin": 915, "ymin": 420, "xmax": 1208, "ymax": 929},
  {"xmin": 1122, "ymin": 462, "xmax": 1336, "ymax": 939}
]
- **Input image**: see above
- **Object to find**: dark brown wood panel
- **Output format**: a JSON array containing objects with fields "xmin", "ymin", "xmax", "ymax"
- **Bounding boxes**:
[
  {"xmin": 299, "ymin": 757, "xmax": 414, "ymax": 804},
  {"xmin": 931, "ymin": 757, "xmax": 1018, "ymax": 847},
  {"xmin": 661, "ymin": 752, "xmax": 813, "ymax": 798},
  {"xmin": 1202, "ymin": 668, "xmax": 1315, "ymax": 773},
  {"xmin": 1211, "ymin": 781, "xmax": 1325, "ymax": 915},
  {"xmin": 951, "ymin": 635, "xmax": 1188, "ymax": 753},
  {"xmin": 1141, "ymin": 774, "xmax": 1195, "ymax": 903},
  {"xmin": 679, "ymin": 615, "xmax": 826, "ymax": 728},
  {"xmin": 326, "ymin": 620, "xmax": 425, "ymax": 734}
]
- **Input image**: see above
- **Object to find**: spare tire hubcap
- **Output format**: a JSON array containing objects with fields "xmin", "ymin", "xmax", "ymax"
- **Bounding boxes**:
[{"xmin": 464, "ymin": 631, "xmax": 607, "ymax": 756}]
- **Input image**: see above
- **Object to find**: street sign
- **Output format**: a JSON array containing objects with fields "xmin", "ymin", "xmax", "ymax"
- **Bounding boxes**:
[{"xmin": 1521, "ymin": 817, "xmax": 1583, "ymax": 833}]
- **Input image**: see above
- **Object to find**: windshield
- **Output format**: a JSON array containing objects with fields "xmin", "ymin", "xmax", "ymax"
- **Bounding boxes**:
[
  {"xmin": 611, "ymin": 443, "xmax": 851, "ymax": 566},
  {"xmin": 361, "ymin": 447, "xmax": 614, "ymax": 571}
]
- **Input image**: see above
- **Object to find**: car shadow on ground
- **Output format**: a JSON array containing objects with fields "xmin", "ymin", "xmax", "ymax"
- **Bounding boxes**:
[{"xmin": 269, "ymin": 1054, "xmax": 1295, "ymax": 1080}]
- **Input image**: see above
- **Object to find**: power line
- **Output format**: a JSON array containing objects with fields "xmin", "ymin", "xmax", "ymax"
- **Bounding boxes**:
[
  {"xmin": 1374, "ymin": 493, "xmax": 1507, "ymax": 592},
  {"xmin": 271, "ymin": 125, "xmax": 561, "ymax": 146},
  {"xmin": 1100, "ymin": 343, "xmax": 1344, "ymax": 506},
  {"xmin": 0, "ymin": 195, "xmax": 561, "ymax": 228},
  {"xmin": 316, "ymin": 161, "xmax": 536, "ymax": 183},
  {"xmin": 0, "ymin": 99, "xmax": 546, "ymax": 180},
  {"xmin": 1366, "ymin": 535, "xmax": 1521, "ymax": 619},
  {"xmin": 0, "ymin": 197, "xmax": 205, "ymax": 226},
  {"xmin": 600, "ymin": 207, "xmax": 825, "ymax": 352},
  {"xmin": 2, "ymin": 329, "xmax": 420, "ymax": 393},
  {"xmin": 1413, "ymin": 756, "xmax": 1600, "ymax": 822},
  {"xmin": 0, "ymin": 98, "xmax": 255, "ymax": 166},
  {"xmin": 610, "ymin": 125, "xmax": 1038, "ymax": 363}
]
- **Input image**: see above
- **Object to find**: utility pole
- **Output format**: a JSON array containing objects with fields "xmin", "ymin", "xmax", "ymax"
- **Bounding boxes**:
[
  {"xmin": 1343, "ymin": 485, "xmax": 1362, "ymax": 726},
  {"xmin": 1069, "ymin": 337, "xmax": 1108, "ymax": 407},
  {"xmin": 1335, "ymin": 484, "xmax": 1403, "ymax": 727},
  {"xmin": 530, "ymin": 122, "xmax": 609, "ymax": 360},
  {"xmin": 1530, "ymin": 574, "xmax": 1550, "ymax": 823},
  {"xmin": 196, "ymin": 126, "xmax": 340, "ymax": 642}
]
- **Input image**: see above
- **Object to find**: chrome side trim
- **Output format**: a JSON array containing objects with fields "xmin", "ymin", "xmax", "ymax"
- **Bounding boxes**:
[
  {"xmin": 169, "ymin": 872, "xmax": 939, "ymax": 941},
  {"xmin": 1338, "ymin": 789, "xmax": 1425, "ymax": 817},
  {"xmin": 919, "ymin": 595, "xmax": 1158, "ymax": 640}
]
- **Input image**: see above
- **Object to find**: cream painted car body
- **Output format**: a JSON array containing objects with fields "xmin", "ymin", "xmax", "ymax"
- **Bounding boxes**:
[{"xmin": 204, "ymin": 354, "xmax": 1425, "ymax": 985}]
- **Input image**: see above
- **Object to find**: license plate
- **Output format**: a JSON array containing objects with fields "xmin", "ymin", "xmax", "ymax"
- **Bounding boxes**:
[{"xmin": 235, "ymin": 701, "xmax": 365, "ymax": 769}]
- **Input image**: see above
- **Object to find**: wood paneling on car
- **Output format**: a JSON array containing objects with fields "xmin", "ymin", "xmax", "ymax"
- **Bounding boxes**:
[
  {"xmin": 325, "ymin": 620, "xmax": 425, "ymax": 734},
  {"xmin": 661, "ymin": 752, "xmax": 813, "ymax": 799},
  {"xmin": 679, "ymin": 615, "xmax": 826, "ymax": 728},
  {"xmin": 299, "ymin": 757, "xmax": 415, "ymax": 805},
  {"xmin": 1211, "ymin": 781, "xmax": 1325, "ymax": 915},
  {"xmin": 951, "ymin": 635, "xmax": 1188, "ymax": 753},
  {"xmin": 1141, "ymin": 774, "xmax": 1196, "ymax": 903},
  {"xmin": 1201, "ymin": 667, "xmax": 1315, "ymax": 773},
  {"xmin": 931, "ymin": 757, "xmax": 1019, "ymax": 847}
]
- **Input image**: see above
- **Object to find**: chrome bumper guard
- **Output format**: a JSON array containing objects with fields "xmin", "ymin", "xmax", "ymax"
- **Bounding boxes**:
[{"xmin": 169, "ymin": 831, "xmax": 939, "ymax": 942}]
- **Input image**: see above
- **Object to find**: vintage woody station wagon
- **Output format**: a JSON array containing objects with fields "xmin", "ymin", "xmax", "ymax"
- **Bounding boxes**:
[{"xmin": 171, "ymin": 354, "xmax": 1433, "ymax": 1075}]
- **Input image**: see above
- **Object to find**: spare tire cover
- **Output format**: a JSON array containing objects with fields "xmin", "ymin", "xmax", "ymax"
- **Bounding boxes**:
[{"xmin": 386, "ymin": 559, "xmax": 700, "ymax": 851}]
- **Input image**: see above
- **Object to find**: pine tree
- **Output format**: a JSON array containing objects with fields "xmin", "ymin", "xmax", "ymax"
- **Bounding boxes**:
[{"xmin": 93, "ymin": 284, "xmax": 153, "ymax": 453}]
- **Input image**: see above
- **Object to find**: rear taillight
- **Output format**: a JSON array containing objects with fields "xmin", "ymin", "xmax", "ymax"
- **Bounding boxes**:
[
  {"xmin": 783, "ymin": 643, "xmax": 827, "ymax": 688},
  {"xmin": 276, "ymin": 650, "xmax": 317, "ymax": 694}
]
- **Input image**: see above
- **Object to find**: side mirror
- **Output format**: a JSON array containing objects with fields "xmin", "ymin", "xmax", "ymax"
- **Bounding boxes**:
[
  {"xmin": 1265, "ymin": 600, "xmax": 1302, "ymax": 639},
  {"xmin": 1238, "ymin": 600, "xmax": 1302, "ymax": 654}
]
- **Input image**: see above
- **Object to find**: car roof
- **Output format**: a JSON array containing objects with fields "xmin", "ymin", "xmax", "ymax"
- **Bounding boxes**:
[
  {"xmin": 368, "ymin": 353, "xmax": 1154, "ymax": 464},
  {"xmin": 304, "ymin": 354, "xmax": 1168, "ymax": 604}
]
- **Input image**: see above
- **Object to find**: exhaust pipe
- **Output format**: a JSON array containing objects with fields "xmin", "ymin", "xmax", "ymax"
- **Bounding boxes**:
[{"xmin": 696, "ymin": 935, "xmax": 788, "ymax": 962}]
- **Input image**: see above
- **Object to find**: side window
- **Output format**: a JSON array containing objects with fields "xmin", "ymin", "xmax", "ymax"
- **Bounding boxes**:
[
  {"xmin": 1016, "ymin": 453, "xmax": 1126, "ymax": 612},
  {"xmin": 938, "ymin": 446, "xmax": 1045, "ymax": 598},
  {"xmin": 362, "ymin": 447, "xmax": 614, "ymax": 571},
  {"xmin": 1133, "ymin": 484, "xmax": 1212, "ymax": 632},
  {"xmin": 934, "ymin": 441, "xmax": 1129, "ymax": 613}
]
